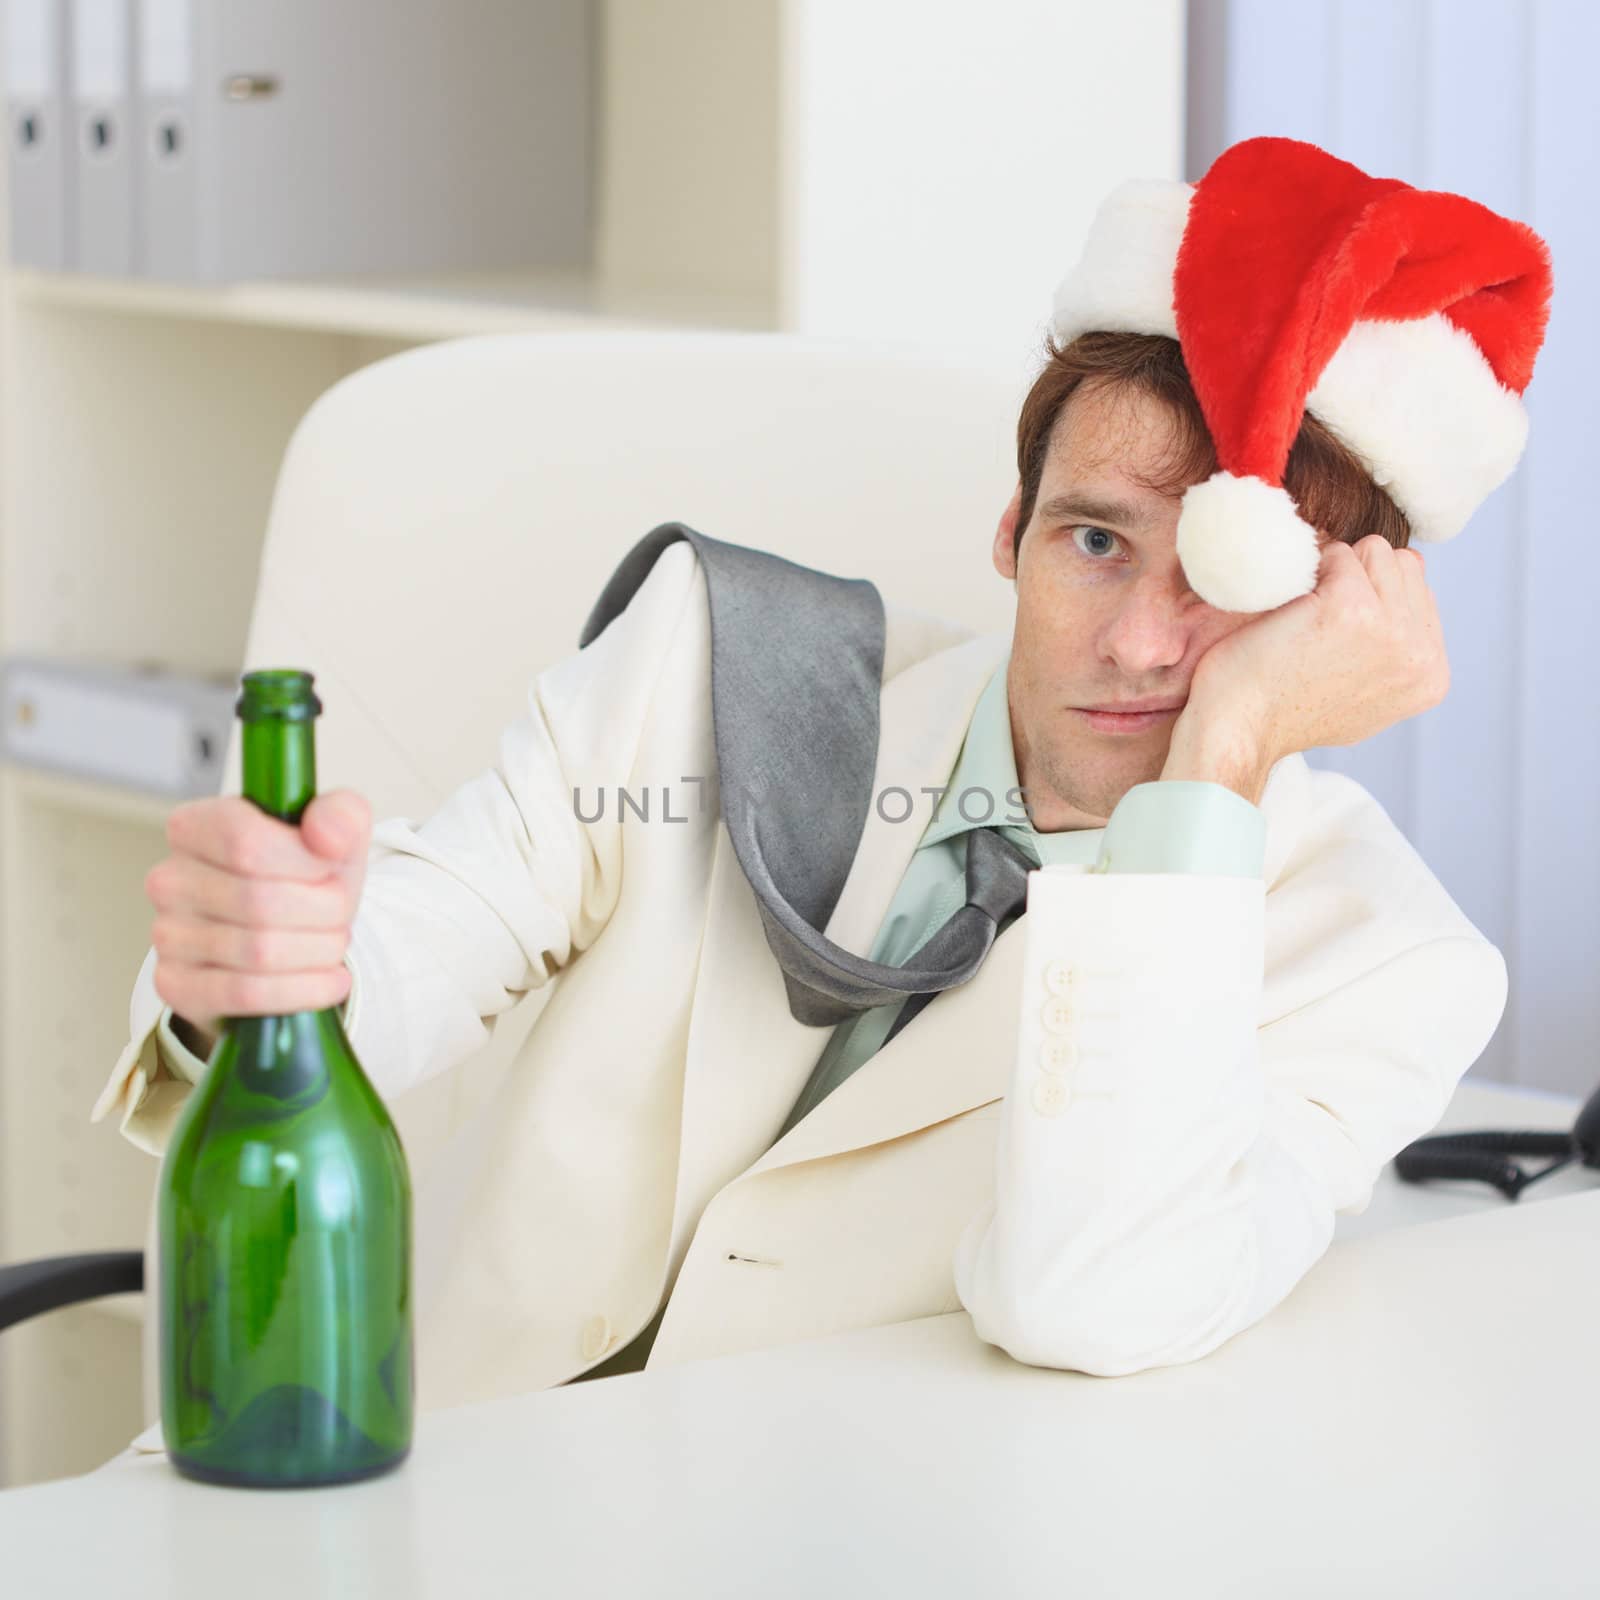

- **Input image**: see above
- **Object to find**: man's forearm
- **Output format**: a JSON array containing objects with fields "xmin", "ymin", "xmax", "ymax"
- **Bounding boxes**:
[{"xmin": 954, "ymin": 864, "xmax": 1269, "ymax": 1373}]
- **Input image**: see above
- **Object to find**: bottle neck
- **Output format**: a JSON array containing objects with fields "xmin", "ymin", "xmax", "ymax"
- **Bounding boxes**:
[
  {"xmin": 223, "ymin": 1011, "xmax": 353, "ymax": 1111},
  {"xmin": 228, "ymin": 711, "xmax": 339, "ymax": 1051},
  {"xmin": 241, "ymin": 716, "xmax": 316, "ymax": 823}
]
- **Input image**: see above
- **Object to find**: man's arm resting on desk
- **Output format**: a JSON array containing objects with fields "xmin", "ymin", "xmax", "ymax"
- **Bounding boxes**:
[{"xmin": 953, "ymin": 779, "xmax": 1508, "ymax": 1377}]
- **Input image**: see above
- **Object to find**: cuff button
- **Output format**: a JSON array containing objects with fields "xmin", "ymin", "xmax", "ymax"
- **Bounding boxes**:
[
  {"xmin": 1040, "ymin": 997, "xmax": 1074, "ymax": 1034},
  {"xmin": 1031, "ymin": 1077, "xmax": 1071, "ymax": 1116},
  {"xmin": 1043, "ymin": 959, "xmax": 1076, "ymax": 995},
  {"xmin": 1039, "ymin": 1037, "xmax": 1077, "ymax": 1073}
]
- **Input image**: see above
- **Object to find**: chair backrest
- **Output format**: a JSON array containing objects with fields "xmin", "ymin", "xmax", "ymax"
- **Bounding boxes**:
[
  {"xmin": 233, "ymin": 329, "xmax": 1029, "ymax": 819},
  {"xmin": 226, "ymin": 328, "xmax": 1031, "ymax": 1159}
]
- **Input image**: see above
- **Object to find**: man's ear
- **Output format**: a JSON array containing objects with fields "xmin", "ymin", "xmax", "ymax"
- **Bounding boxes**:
[{"xmin": 993, "ymin": 484, "xmax": 1023, "ymax": 580}]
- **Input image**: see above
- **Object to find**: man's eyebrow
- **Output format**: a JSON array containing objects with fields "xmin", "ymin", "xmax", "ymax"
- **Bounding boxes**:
[{"xmin": 1034, "ymin": 491, "xmax": 1164, "ymax": 532}]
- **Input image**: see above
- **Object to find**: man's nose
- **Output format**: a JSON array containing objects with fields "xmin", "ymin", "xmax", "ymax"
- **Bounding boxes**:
[{"xmin": 1098, "ymin": 575, "xmax": 1195, "ymax": 674}]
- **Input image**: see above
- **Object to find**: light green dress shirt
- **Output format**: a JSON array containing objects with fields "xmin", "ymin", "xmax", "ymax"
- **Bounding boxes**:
[{"xmin": 576, "ymin": 651, "xmax": 1266, "ymax": 1381}]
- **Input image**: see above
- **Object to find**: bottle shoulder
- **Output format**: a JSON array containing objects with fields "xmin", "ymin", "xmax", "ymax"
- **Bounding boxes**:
[{"xmin": 163, "ymin": 1010, "xmax": 407, "ymax": 1179}]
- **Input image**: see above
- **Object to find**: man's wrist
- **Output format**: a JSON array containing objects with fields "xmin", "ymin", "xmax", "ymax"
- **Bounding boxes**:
[{"xmin": 1160, "ymin": 707, "xmax": 1274, "ymax": 806}]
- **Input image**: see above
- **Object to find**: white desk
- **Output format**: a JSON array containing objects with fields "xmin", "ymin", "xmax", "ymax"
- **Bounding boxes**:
[
  {"xmin": 1334, "ymin": 1074, "xmax": 1589, "ymax": 1240},
  {"xmin": 2, "ymin": 1176, "xmax": 1595, "ymax": 1598}
]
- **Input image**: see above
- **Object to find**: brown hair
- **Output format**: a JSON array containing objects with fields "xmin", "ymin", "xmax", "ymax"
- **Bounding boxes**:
[{"xmin": 1013, "ymin": 331, "xmax": 1411, "ymax": 564}]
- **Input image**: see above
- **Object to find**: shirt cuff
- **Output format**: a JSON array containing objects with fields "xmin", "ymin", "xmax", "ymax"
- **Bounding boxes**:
[
  {"xmin": 155, "ymin": 1007, "xmax": 212, "ymax": 1086},
  {"xmin": 1093, "ymin": 779, "xmax": 1265, "ymax": 878}
]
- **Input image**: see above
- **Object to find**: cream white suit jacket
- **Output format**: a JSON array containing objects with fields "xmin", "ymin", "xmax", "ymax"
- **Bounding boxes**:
[{"xmin": 93, "ymin": 540, "xmax": 1508, "ymax": 1407}]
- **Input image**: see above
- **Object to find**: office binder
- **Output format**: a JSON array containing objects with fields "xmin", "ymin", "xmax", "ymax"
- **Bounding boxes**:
[
  {"xmin": 0, "ymin": 655, "xmax": 237, "ymax": 798},
  {"xmin": 135, "ymin": 0, "xmax": 192, "ymax": 282},
  {"xmin": 4, "ymin": 0, "xmax": 72, "ymax": 268},
  {"xmin": 132, "ymin": 0, "xmax": 592, "ymax": 283},
  {"xmin": 68, "ymin": 0, "xmax": 135, "ymax": 275}
]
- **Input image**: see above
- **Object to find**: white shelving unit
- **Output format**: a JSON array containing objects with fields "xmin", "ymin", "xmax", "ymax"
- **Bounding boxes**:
[{"xmin": 0, "ymin": 0, "xmax": 1184, "ymax": 1487}]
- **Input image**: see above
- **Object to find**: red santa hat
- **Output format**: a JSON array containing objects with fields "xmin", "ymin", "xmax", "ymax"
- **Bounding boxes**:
[{"xmin": 1049, "ymin": 135, "xmax": 1554, "ymax": 613}]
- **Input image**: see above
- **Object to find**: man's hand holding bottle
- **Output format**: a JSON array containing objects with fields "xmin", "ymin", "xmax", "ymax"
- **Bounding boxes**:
[{"xmin": 144, "ymin": 790, "xmax": 373, "ymax": 1054}]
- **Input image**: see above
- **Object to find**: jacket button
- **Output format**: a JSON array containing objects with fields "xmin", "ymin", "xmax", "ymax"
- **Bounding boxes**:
[
  {"xmin": 580, "ymin": 1313, "xmax": 613, "ymax": 1362},
  {"xmin": 1043, "ymin": 959, "xmax": 1076, "ymax": 995},
  {"xmin": 1039, "ymin": 1036, "xmax": 1077, "ymax": 1073},
  {"xmin": 1032, "ymin": 1077, "xmax": 1071, "ymax": 1117},
  {"xmin": 1040, "ymin": 996, "xmax": 1074, "ymax": 1034}
]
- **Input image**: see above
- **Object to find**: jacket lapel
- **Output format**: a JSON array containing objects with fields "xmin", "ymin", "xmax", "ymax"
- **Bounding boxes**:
[
  {"xmin": 745, "ymin": 912, "xmax": 1029, "ymax": 1178},
  {"xmin": 667, "ymin": 629, "xmax": 1009, "ymax": 1242}
]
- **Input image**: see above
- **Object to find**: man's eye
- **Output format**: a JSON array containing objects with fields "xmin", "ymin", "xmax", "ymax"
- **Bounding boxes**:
[{"xmin": 1070, "ymin": 525, "xmax": 1123, "ymax": 559}]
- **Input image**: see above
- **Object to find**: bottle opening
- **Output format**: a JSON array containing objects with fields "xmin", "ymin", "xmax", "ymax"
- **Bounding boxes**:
[{"xmin": 237, "ymin": 669, "xmax": 323, "ymax": 722}]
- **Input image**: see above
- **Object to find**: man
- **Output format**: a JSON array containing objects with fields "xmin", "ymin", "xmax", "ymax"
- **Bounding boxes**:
[{"xmin": 94, "ymin": 137, "xmax": 1552, "ymax": 1402}]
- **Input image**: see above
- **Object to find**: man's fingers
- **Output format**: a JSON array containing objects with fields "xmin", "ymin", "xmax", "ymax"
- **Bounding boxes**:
[
  {"xmin": 1380, "ymin": 543, "xmax": 1448, "ymax": 699},
  {"xmin": 167, "ymin": 796, "xmax": 343, "ymax": 883},
  {"xmin": 302, "ymin": 791, "xmax": 372, "ymax": 866},
  {"xmin": 154, "ymin": 960, "xmax": 353, "ymax": 1024},
  {"xmin": 151, "ymin": 916, "xmax": 351, "ymax": 974},
  {"xmin": 1313, "ymin": 536, "xmax": 1366, "ymax": 598},
  {"xmin": 1352, "ymin": 533, "xmax": 1406, "ymax": 611},
  {"xmin": 1392, "ymin": 544, "xmax": 1431, "ymax": 625},
  {"xmin": 146, "ymin": 855, "xmax": 353, "ymax": 932},
  {"xmin": 1311, "ymin": 539, "xmax": 1343, "ymax": 588}
]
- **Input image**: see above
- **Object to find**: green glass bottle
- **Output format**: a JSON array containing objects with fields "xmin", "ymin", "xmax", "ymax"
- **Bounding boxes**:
[{"xmin": 157, "ymin": 669, "xmax": 413, "ymax": 1488}]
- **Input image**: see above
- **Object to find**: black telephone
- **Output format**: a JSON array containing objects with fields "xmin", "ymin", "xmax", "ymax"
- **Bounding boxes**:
[{"xmin": 1395, "ymin": 1081, "xmax": 1600, "ymax": 1199}]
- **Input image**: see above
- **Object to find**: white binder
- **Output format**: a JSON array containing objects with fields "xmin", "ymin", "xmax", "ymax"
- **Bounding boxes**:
[
  {"xmin": 67, "ymin": 0, "xmax": 135, "ymax": 275},
  {"xmin": 134, "ymin": 0, "xmax": 193, "ymax": 282},
  {"xmin": 131, "ymin": 0, "xmax": 592, "ymax": 283},
  {"xmin": 3, "ymin": 0, "xmax": 73, "ymax": 268},
  {"xmin": 0, "ymin": 655, "xmax": 237, "ymax": 798}
]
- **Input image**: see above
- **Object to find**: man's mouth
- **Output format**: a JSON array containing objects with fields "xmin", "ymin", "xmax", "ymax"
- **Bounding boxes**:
[{"xmin": 1074, "ymin": 701, "xmax": 1185, "ymax": 734}]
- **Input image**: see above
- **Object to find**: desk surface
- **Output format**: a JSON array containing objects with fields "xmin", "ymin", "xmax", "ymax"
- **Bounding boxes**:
[
  {"xmin": 1334, "ymin": 1075, "xmax": 1589, "ymax": 1240},
  {"xmin": 2, "ymin": 1181, "xmax": 1595, "ymax": 1600}
]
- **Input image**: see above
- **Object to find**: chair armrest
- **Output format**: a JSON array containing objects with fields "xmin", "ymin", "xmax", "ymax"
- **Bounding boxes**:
[{"xmin": 0, "ymin": 1251, "xmax": 144, "ymax": 1333}]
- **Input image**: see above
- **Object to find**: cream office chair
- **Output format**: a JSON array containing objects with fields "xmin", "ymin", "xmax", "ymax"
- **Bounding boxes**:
[{"xmin": 0, "ymin": 328, "xmax": 1033, "ymax": 1425}]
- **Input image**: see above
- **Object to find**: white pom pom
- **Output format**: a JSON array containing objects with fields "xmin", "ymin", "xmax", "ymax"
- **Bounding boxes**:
[{"xmin": 1176, "ymin": 472, "xmax": 1322, "ymax": 613}]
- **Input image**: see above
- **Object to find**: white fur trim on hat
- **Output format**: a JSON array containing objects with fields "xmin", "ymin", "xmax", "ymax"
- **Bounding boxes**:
[
  {"xmin": 1176, "ymin": 472, "xmax": 1322, "ymax": 613},
  {"xmin": 1049, "ymin": 178, "xmax": 1190, "ymax": 346},
  {"xmin": 1051, "ymin": 185, "xmax": 1530, "ymax": 560},
  {"xmin": 1305, "ymin": 312, "xmax": 1530, "ymax": 543}
]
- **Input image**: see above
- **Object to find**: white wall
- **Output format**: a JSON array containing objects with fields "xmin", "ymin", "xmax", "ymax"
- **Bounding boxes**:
[
  {"xmin": 1189, "ymin": 0, "xmax": 1599, "ymax": 1095},
  {"xmin": 598, "ymin": 0, "xmax": 782, "ymax": 315},
  {"xmin": 780, "ymin": 0, "xmax": 1187, "ymax": 363}
]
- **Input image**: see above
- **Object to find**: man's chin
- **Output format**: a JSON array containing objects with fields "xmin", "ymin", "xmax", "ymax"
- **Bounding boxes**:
[{"xmin": 1026, "ymin": 755, "xmax": 1167, "ymax": 830}]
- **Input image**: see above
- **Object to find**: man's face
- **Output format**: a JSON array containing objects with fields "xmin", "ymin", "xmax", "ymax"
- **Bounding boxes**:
[{"xmin": 991, "ymin": 378, "xmax": 1257, "ymax": 832}]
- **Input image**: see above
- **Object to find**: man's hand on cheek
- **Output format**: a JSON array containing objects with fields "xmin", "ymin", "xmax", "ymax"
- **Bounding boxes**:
[{"xmin": 1161, "ymin": 533, "xmax": 1449, "ymax": 802}]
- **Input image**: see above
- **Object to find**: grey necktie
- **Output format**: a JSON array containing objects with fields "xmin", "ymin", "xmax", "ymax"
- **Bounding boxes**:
[{"xmin": 579, "ymin": 522, "xmax": 1034, "ymax": 1029}]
